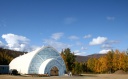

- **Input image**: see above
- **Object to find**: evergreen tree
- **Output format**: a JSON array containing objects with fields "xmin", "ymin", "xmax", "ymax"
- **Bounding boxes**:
[{"xmin": 61, "ymin": 48, "xmax": 76, "ymax": 72}]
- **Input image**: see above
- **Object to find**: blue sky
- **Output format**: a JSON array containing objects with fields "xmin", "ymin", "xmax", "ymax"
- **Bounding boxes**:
[{"xmin": 0, "ymin": 0, "xmax": 128, "ymax": 55}]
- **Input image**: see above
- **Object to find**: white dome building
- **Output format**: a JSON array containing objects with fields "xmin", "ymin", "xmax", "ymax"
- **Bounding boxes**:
[{"xmin": 9, "ymin": 46, "xmax": 66, "ymax": 76}]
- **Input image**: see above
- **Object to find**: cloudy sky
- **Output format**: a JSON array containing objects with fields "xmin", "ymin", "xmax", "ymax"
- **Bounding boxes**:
[{"xmin": 0, "ymin": 0, "xmax": 128, "ymax": 55}]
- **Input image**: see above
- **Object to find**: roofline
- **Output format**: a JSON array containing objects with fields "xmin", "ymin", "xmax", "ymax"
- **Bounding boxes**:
[
  {"xmin": 27, "ymin": 46, "xmax": 60, "ymax": 73},
  {"xmin": 0, "ymin": 65, "xmax": 9, "ymax": 66}
]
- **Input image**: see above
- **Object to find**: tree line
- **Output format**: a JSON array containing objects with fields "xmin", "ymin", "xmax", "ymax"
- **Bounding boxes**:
[
  {"xmin": 1, "ymin": 47, "xmax": 128, "ymax": 74},
  {"xmin": 0, "ymin": 48, "xmax": 27, "ymax": 65},
  {"xmin": 61, "ymin": 48, "xmax": 128, "ymax": 74}
]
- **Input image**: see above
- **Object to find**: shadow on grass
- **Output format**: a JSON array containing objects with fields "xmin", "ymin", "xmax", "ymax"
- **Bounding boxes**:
[{"xmin": 81, "ymin": 74, "xmax": 97, "ymax": 77}]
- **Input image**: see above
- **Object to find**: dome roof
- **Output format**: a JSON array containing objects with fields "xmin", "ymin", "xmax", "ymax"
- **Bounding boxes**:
[{"xmin": 9, "ymin": 46, "xmax": 66, "ymax": 76}]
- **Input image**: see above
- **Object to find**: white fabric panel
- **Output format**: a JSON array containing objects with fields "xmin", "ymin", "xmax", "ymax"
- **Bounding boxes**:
[
  {"xmin": 9, "ymin": 48, "xmax": 40, "ymax": 74},
  {"xmin": 38, "ymin": 58, "xmax": 54, "ymax": 74}
]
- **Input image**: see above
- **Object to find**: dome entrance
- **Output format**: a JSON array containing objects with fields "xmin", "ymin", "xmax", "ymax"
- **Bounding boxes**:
[{"xmin": 50, "ymin": 66, "xmax": 59, "ymax": 76}]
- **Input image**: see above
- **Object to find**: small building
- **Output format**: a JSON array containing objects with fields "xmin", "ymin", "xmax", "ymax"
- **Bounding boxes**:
[
  {"xmin": 9, "ymin": 46, "xmax": 66, "ymax": 76},
  {"xmin": 0, "ymin": 65, "xmax": 9, "ymax": 74}
]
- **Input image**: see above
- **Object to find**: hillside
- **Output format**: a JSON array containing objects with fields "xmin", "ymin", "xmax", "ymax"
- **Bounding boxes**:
[
  {"xmin": 0, "ymin": 48, "xmax": 27, "ymax": 65},
  {"xmin": 75, "ymin": 54, "xmax": 106, "ymax": 62},
  {"xmin": 0, "ymin": 47, "xmax": 105, "ymax": 65}
]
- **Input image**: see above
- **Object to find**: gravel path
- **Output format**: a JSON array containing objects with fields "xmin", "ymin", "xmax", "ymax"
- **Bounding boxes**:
[{"xmin": 0, "ymin": 74, "xmax": 128, "ymax": 79}]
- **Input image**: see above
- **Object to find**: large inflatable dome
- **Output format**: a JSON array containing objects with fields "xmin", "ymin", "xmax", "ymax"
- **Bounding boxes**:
[{"xmin": 9, "ymin": 46, "xmax": 66, "ymax": 76}]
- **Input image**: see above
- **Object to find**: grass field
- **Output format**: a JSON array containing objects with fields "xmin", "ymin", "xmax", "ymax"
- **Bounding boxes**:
[{"xmin": 0, "ymin": 74, "xmax": 128, "ymax": 79}]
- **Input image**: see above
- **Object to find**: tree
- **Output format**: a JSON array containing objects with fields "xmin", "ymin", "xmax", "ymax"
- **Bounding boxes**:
[
  {"xmin": 118, "ymin": 52, "xmax": 128, "ymax": 71},
  {"xmin": 0, "ymin": 47, "xmax": 26, "ymax": 65},
  {"xmin": 0, "ymin": 51, "xmax": 13, "ymax": 65},
  {"xmin": 98, "ymin": 56, "xmax": 108, "ymax": 73},
  {"xmin": 126, "ymin": 48, "xmax": 128, "ymax": 55},
  {"xmin": 112, "ymin": 50, "xmax": 119, "ymax": 71},
  {"xmin": 61, "ymin": 48, "xmax": 76, "ymax": 72},
  {"xmin": 73, "ymin": 62, "xmax": 80, "ymax": 74},
  {"xmin": 105, "ymin": 50, "xmax": 114, "ymax": 73},
  {"xmin": 87, "ymin": 58, "xmax": 97, "ymax": 72},
  {"xmin": 72, "ymin": 62, "xmax": 85, "ymax": 75}
]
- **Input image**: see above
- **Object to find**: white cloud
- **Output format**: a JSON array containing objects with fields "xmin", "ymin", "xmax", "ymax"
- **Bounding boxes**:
[
  {"xmin": 83, "ymin": 34, "xmax": 91, "ymax": 39},
  {"xmin": 107, "ymin": 40, "xmax": 119, "ymax": 44},
  {"xmin": 73, "ymin": 50, "xmax": 80, "ymax": 55},
  {"xmin": 64, "ymin": 17, "xmax": 77, "ymax": 24},
  {"xmin": 1, "ymin": 33, "xmax": 36, "ymax": 52},
  {"xmin": 0, "ymin": 41, "xmax": 3, "ymax": 46},
  {"xmin": 101, "ymin": 40, "xmax": 119, "ymax": 49},
  {"xmin": 76, "ymin": 42, "xmax": 83, "ymax": 46},
  {"xmin": 73, "ymin": 50, "xmax": 86, "ymax": 56},
  {"xmin": 89, "ymin": 36, "xmax": 107, "ymax": 45},
  {"xmin": 107, "ymin": 16, "xmax": 115, "ymax": 21},
  {"xmin": 51, "ymin": 32, "xmax": 64, "ymax": 40},
  {"xmin": 68, "ymin": 35, "xmax": 79, "ymax": 40},
  {"xmin": 81, "ymin": 46, "xmax": 88, "ymax": 50},
  {"xmin": 43, "ymin": 39, "xmax": 71, "ymax": 52},
  {"xmin": 0, "ymin": 41, "xmax": 6, "ymax": 48},
  {"xmin": 99, "ymin": 49, "xmax": 111, "ymax": 54},
  {"xmin": 101, "ymin": 44, "xmax": 112, "ymax": 49}
]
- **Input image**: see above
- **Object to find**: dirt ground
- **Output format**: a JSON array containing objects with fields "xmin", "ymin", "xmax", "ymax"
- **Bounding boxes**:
[{"xmin": 0, "ymin": 74, "xmax": 128, "ymax": 79}]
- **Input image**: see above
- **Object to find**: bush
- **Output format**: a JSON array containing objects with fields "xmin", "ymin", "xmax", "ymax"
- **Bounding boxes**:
[{"xmin": 10, "ymin": 69, "xmax": 18, "ymax": 75}]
